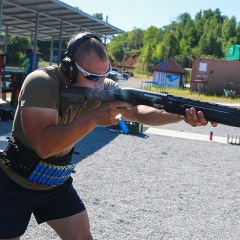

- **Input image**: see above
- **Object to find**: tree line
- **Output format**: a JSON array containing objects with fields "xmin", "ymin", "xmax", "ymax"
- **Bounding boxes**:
[
  {"xmin": 107, "ymin": 8, "xmax": 240, "ymax": 73},
  {"xmin": 2, "ymin": 8, "xmax": 240, "ymax": 74}
]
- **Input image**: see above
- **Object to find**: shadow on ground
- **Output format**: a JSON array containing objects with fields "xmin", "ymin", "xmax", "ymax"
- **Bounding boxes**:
[{"xmin": 72, "ymin": 126, "xmax": 149, "ymax": 164}]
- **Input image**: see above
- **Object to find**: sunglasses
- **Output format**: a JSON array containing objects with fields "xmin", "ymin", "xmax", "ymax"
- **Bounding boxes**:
[{"xmin": 75, "ymin": 62, "xmax": 112, "ymax": 82}]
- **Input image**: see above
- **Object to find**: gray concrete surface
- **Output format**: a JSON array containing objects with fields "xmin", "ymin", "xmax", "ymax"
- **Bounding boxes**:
[
  {"xmin": 22, "ymin": 124, "xmax": 240, "ymax": 240},
  {"xmin": 0, "ymin": 81, "xmax": 240, "ymax": 239}
]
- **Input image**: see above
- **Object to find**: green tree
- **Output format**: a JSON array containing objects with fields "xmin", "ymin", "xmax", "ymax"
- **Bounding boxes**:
[
  {"xmin": 7, "ymin": 35, "xmax": 31, "ymax": 65},
  {"xmin": 139, "ymin": 26, "xmax": 164, "ymax": 71},
  {"xmin": 221, "ymin": 16, "xmax": 237, "ymax": 54},
  {"xmin": 107, "ymin": 34, "xmax": 126, "ymax": 63},
  {"xmin": 125, "ymin": 28, "xmax": 144, "ymax": 52},
  {"xmin": 92, "ymin": 13, "xmax": 104, "ymax": 21},
  {"xmin": 106, "ymin": 7, "xmax": 240, "ymax": 69},
  {"xmin": 236, "ymin": 22, "xmax": 240, "ymax": 44},
  {"xmin": 194, "ymin": 10, "xmax": 204, "ymax": 40}
]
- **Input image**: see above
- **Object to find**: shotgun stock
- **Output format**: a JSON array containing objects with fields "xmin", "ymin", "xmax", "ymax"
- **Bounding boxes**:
[{"xmin": 61, "ymin": 85, "xmax": 240, "ymax": 127}]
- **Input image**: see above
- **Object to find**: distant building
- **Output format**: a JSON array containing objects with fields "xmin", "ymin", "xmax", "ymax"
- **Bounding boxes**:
[
  {"xmin": 191, "ymin": 57, "xmax": 240, "ymax": 95},
  {"xmin": 152, "ymin": 58, "xmax": 188, "ymax": 88}
]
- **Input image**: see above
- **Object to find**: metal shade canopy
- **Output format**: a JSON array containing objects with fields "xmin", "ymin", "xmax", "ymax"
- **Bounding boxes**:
[
  {"xmin": 0, "ymin": 0, "xmax": 125, "ymax": 41},
  {"xmin": 0, "ymin": 0, "xmax": 125, "ymax": 67}
]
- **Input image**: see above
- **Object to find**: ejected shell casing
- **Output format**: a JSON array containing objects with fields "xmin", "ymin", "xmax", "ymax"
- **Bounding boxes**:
[{"xmin": 209, "ymin": 131, "xmax": 213, "ymax": 141}]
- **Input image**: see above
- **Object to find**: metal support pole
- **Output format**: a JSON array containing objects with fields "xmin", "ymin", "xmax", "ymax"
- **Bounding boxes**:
[
  {"xmin": 50, "ymin": 36, "xmax": 53, "ymax": 66},
  {"xmin": 31, "ymin": 31, "xmax": 33, "ymax": 48},
  {"xmin": 3, "ymin": 24, "xmax": 7, "ymax": 64},
  {"xmin": 58, "ymin": 20, "xmax": 63, "ymax": 66},
  {"xmin": 33, "ymin": 11, "xmax": 39, "ymax": 71},
  {"xmin": 0, "ymin": 0, "xmax": 3, "ymax": 35}
]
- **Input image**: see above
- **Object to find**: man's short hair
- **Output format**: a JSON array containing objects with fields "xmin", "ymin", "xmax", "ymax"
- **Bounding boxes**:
[{"xmin": 67, "ymin": 33, "xmax": 108, "ymax": 64}]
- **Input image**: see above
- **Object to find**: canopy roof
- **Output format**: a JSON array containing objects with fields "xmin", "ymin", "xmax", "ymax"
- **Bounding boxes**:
[
  {"xmin": 154, "ymin": 58, "xmax": 188, "ymax": 75},
  {"xmin": 0, "ymin": 0, "xmax": 125, "ymax": 41}
]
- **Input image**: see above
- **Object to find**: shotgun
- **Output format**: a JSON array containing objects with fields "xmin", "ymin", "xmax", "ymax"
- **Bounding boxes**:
[{"xmin": 60, "ymin": 85, "xmax": 240, "ymax": 127}]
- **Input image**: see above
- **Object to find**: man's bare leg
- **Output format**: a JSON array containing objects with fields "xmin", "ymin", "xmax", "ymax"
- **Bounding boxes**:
[{"xmin": 47, "ymin": 210, "xmax": 93, "ymax": 240}]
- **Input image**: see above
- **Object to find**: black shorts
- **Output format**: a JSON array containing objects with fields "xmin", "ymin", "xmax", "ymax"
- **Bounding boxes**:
[{"xmin": 0, "ymin": 167, "xmax": 86, "ymax": 239}]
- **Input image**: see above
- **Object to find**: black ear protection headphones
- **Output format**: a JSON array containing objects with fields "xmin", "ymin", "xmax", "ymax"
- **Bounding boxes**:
[{"xmin": 60, "ymin": 32, "xmax": 102, "ymax": 84}]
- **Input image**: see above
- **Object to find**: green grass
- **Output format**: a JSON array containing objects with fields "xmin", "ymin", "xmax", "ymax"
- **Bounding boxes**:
[
  {"xmin": 135, "ymin": 72, "xmax": 238, "ymax": 103},
  {"xmin": 147, "ymin": 86, "xmax": 240, "ymax": 104},
  {"xmin": 135, "ymin": 72, "xmax": 239, "ymax": 104}
]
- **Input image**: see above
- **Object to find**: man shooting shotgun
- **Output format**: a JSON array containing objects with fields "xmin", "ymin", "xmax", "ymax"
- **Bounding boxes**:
[{"xmin": 0, "ymin": 32, "xmax": 217, "ymax": 240}]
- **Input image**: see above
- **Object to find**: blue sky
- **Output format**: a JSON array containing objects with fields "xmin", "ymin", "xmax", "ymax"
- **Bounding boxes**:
[{"xmin": 61, "ymin": 0, "xmax": 240, "ymax": 32}]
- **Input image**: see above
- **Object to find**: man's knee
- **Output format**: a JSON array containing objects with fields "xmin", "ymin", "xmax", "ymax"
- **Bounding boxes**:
[{"xmin": 47, "ymin": 210, "xmax": 92, "ymax": 240}]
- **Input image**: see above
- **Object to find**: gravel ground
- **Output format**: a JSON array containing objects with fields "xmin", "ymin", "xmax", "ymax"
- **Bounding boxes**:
[{"xmin": 1, "ymin": 79, "xmax": 240, "ymax": 239}]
